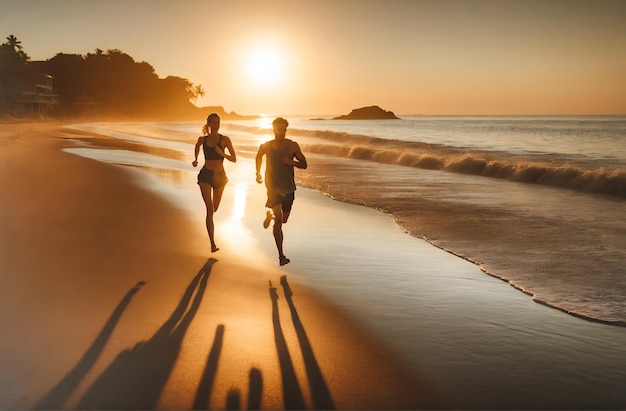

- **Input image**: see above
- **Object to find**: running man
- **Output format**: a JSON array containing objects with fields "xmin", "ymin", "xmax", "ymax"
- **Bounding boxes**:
[{"xmin": 255, "ymin": 117, "xmax": 308, "ymax": 266}]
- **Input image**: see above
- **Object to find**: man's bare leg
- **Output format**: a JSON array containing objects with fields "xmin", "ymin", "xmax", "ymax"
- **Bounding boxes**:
[{"xmin": 272, "ymin": 204, "xmax": 290, "ymax": 265}]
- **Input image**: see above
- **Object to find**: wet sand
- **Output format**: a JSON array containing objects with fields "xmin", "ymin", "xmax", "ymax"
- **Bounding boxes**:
[{"xmin": 0, "ymin": 122, "xmax": 439, "ymax": 409}]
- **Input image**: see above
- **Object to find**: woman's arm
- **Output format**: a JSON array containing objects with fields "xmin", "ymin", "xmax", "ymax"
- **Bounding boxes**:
[{"xmin": 192, "ymin": 136, "xmax": 203, "ymax": 167}]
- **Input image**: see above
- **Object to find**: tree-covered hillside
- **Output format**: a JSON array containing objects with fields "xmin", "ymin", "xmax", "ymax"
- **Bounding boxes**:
[{"xmin": 1, "ymin": 35, "xmax": 248, "ymax": 120}]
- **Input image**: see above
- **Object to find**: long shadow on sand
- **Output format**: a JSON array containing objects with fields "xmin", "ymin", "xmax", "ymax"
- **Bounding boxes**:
[
  {"xmin": 74, "ymin": 258, "xmax": 216, "ymax": 410},
  {"xmin": 36, "ymin": 282, "xmax": 146, "ymax": 409},
  {"xmin": 193, "ymin": 324, "xmax": 225, "ymax": 409},
  {"xmin": 193, "ymin": 325, "xmax": 263, "ymax": 410},
  {"xmin": 221, "ymin": 368, "xmax": 263, "ymax": 410},
  {"xmin": 280, "ymin": 275, "xmax": 335, "ymax": 410},
  {"xmin": 269, "ymin": 276, "xmax": 335, "ymax": 410},
  {"xmin": 269, "ymin": 282, "xmax": 306, "ymax": 410}
]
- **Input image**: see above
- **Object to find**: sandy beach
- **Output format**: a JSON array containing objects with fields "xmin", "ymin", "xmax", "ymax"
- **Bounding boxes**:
[
  {"xmin": 3, "ymin": 120, "xmax": 626, "ymax": 410},
  {"xmin": 0, "ymin": 122, "xmax": 438, "ymax": 409}
]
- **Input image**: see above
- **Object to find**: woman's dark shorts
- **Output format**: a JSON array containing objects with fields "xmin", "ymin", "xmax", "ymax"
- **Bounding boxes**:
[{"xmin": 198, "ymin": 167, "xmax": 228, "ymax": 188}]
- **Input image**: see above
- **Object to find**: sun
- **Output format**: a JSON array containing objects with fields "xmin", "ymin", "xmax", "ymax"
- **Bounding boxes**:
[{"xmin": 247, "ymin": 49, "xmax": 283, "ymax": 86}]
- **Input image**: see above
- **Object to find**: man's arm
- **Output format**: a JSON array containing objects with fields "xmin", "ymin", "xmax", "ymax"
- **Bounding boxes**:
[
  {"xmin": 290, "ymin": 142, "xmax": 307, "ymax": 169},
  {"xmin": 255, "ymin": 143, "xmax": 265, "ymax": 183}
]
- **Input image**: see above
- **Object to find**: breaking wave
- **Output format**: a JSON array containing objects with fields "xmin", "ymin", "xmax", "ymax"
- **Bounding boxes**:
[{"xmin": 228, "ymin": 124, "xmax": 626, "ymax": 197}]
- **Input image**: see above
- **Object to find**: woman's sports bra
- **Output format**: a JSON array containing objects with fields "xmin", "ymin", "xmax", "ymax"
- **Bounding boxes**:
[{"xmin": 203, "ymin": 134, "xmax": 224, "ymax": 161}]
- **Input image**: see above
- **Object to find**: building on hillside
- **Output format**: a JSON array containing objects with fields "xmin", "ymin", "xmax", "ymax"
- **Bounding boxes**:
[{"xmin": 0, "ymin": 66, "xmax": 59, "ymax": 117}]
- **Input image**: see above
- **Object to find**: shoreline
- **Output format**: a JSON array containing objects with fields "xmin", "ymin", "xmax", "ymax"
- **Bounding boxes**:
[
  {"xmin": 0, "ymin": 122, "xmax": 437, "ymax": 409},
  {"xmin": 414, "ymin": 239, "xmax": 626, "ymax": 328}
]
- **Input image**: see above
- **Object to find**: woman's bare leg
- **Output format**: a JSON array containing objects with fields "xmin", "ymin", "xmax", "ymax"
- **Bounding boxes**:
[
  {"xmin": 212, "ymin": 185, "xmax": 226, "ymax": 212},
  {"xmin": 199, "ymin": 183, "xmax": 219, "ymax": 252}
]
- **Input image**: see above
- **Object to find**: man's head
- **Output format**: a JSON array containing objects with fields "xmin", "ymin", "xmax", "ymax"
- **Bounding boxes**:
[{"xmin": 272, "ymin": 117, "xmax": 289, "ymax": 139}]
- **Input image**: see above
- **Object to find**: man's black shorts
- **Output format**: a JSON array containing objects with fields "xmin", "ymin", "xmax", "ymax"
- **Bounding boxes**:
[{"xmin": 266, "ymin": 191, "xmax": 295, "ymax": 213}]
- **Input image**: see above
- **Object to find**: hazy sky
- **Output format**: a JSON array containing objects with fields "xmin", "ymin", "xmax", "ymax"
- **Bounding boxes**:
[{"xmin": 2, "ymin": 0, "xmax": 625, "ymax": 115}]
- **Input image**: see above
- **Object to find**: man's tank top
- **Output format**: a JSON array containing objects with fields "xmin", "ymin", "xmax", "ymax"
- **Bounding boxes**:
[
  {"xmin": 265, "ymin": 139, "xmax": 296, "ymax": 194},
  {"xmin": 203, "ymin": 134, "xmax": 224, "ymax": 161}
]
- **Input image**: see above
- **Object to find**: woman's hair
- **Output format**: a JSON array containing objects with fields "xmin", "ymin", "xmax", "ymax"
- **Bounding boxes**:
[{"xmin": 202, "ymin": 113, "xmax": 221, "ymax": 135}]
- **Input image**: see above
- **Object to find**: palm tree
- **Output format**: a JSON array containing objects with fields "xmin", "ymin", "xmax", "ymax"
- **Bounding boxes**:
[
  {"xmin": 5, "ymin": 35, "xmax": 23, "ymax": 52},
  {"xmin": 2, "ymin": 34, "xmax": 29, "ymax": 63},
  {"xmin": 191, "ymin": 84, "xmax": 205, "ymax": 102}
]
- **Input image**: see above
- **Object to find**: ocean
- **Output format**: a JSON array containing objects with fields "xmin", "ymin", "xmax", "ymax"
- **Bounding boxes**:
[
  {"xmin": 65, "ymin": 115, "xmax": 626, "ymax": 408},
  {"xmin": 235, "ymin": 115, "xmax": 626, "ymax": 323}
]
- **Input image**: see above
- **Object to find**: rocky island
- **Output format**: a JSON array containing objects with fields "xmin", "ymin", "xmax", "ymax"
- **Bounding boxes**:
[{"xmin": 333, "ymin": 105, "xmax": 400, "ymax": 120}]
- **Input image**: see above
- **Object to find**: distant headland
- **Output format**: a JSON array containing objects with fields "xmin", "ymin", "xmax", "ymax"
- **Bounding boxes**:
[
  {"xmin": 200, "ymin": 106, "xmax": 259, "ymax": 121},
  {"xmin": 333, "ymin": 105, "xmax": 400, "ymax": 120}
]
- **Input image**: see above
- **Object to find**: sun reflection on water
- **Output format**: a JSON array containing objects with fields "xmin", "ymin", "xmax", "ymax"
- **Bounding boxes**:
[
  {"xmin": 232, "ymin": 182, "xmax": 247, "ymax": 219},
  {"xmin": 220, "ymin": 182, "xmax": 256, "ymax": 251}
]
